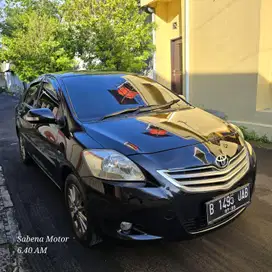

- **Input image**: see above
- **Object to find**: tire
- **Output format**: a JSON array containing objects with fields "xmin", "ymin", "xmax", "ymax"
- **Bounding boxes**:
[
  {"xmin": 64, "ymin": 174, "xmax": 103, "ymax": 247},
  {"xmin": 18, "ymin": 133, "xmax": 32, "ymax": 165}
]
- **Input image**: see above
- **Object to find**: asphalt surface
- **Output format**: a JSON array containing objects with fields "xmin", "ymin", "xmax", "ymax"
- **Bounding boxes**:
[{"xmin": 0, "ymin": 93, "xmax": 272, "ymax": 272}]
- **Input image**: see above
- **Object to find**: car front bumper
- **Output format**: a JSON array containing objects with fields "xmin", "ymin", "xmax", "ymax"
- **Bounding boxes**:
[{"xmin": 82, "ymin": 153, "xmax": 257, "ymax": 241}]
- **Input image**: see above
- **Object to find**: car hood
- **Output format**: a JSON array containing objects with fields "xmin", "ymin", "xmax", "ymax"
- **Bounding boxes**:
[{"xmin": 82, "ymin": 107, "xmax": 243, "ymax": 155}]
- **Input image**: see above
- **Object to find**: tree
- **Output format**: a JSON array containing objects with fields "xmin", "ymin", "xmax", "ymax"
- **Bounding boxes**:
[
  {"xmin": 0, "ymin": 0, "xmax": 62, "ymax": 37},
  {"xmin": 0, "ymin": 9, "xmax": 74, "ymax": 81},
  {"xmin": 0, "ymin": 0, "xmax": 155, "ymax": 81},
  {"xmin": 62, "ymin": 0, "xmax": 154, "ymax": 72}
]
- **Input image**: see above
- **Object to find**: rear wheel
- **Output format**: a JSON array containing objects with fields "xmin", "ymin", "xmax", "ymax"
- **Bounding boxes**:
[
  {"xmin": 64, "ymin": 174, "xmax": 102, "ymax": 247},
  {"xmin": 18, "ymin": 134, "xmax": 32, "ymax": 165}
]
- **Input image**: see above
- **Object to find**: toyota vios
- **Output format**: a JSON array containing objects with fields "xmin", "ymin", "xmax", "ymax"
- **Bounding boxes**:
[{"xmin": 15, "ymin": 72, "xmax": 257, "ymax": 246}]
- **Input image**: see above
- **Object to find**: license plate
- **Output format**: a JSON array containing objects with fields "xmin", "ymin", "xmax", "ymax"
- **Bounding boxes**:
[{"xmin": 206, "ymin": 184, "xmax": 251, "ymax": 225}]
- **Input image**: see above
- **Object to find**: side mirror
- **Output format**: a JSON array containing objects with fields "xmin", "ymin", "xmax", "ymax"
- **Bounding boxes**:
[
  {"xmin": 25, "ymin": 108, "xmax": 56, "ymax": 123},
  {"xmin": 179, "ymin": 94, "xmax": 186, "ymax": 100}
]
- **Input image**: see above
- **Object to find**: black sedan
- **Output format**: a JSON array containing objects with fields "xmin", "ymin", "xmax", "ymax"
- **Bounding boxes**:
[{"xmin": 15, "ymin": 72, "xmax": 257, "ymax": 247}]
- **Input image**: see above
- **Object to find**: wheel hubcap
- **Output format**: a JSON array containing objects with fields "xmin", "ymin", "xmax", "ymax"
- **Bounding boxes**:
[{"xmin": 67, "ymin": 185, "xmax": 87, "ymax": 235}]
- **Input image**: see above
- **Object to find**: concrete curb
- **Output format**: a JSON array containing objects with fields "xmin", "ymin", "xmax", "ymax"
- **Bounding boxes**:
[
  {"xmin": 249, "ymin": 140, "xmax": 272, "ymax": 150},
  {"xmin": 0, "ymin": 166, "xmax": 29, "ymax": 272}
]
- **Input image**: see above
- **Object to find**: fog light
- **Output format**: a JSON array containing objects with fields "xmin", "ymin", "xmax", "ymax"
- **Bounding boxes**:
[{"xmin": 120, "ymin": 222, "xmax": 132, "ymax": 232}]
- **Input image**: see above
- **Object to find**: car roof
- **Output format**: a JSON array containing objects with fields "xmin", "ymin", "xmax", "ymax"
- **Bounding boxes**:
[{"xmin": 46, "ymin": 71, "xmax": 138, "ymax": 79}]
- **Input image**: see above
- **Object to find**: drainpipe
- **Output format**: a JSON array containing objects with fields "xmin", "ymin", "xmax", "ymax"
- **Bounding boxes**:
[
  {"xmin": 152, "ymin": 12, "xmax": 156, "ymax": 80},
  {"xmin": 184, "ymin": 0, "xmax": 190, "ymax": 101}
]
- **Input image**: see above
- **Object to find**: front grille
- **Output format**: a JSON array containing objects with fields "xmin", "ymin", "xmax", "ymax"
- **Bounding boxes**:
[{"xmin": 157, "ymin": 147, "xmax": 250, "ymax": 193}]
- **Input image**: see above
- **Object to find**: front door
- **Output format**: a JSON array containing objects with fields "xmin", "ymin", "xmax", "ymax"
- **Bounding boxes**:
[
  {"xmin": 32, "ymin": 81, "xmax": 61, "ymax": 179},
  {"xmin": 171, "ymin": 37, "xmax": 183, "ymax": 95}
]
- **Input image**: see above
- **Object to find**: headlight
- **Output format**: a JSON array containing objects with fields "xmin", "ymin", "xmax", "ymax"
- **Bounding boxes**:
[
  {"xmin": 230, "ymin": 124, "xmax": 244, "ymax": 139},
  {"xmin": 82, "ymin": 149, "xmax": 145, "ymax": 181}
]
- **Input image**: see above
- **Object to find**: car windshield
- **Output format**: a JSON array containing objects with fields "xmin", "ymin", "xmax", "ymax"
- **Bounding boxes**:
[{"xmin": 63, "ymin": 74, "xmax": 189, "ymax": 121}]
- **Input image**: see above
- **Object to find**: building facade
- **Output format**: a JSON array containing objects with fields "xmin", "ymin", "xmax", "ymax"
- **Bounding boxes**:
[
  {"xmin": 1, "ymin": 62, "xmax": 25, "ymax": 94},
  {"xmin": 141, "ymin": 0, "xmax": 272, "ymax": 139}
]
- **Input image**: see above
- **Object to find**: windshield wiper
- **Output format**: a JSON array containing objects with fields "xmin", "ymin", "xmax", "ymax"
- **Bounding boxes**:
[
  {"xmin": 101, "ymin": 106, "xmax": 146, "ymax": 120},
  {"xmin": 138, "ymin": 99, "xmax": 181, "ymax": 113},
  {"xmin": 101, "ymin": 99, "xmax": 182, "ymax": 120}
]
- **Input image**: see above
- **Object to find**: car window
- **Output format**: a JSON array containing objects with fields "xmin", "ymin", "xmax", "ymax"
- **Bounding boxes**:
[
  {"xmin": 35, "ymin": 82, "xmax": 59, "ymax": 117},
  {"xmin": 56, "ymin": 104, "xmax": 64, "ymax": 119},
  {"xmin": 43, "ymin": 82, "xmax": 57, "ymax": 99},
  {"xmin": 24, "ymin": 84, "xmax": 41, "ymax": 107},
  {"xmin": 63, "ymin": 74, "xmax": 188, "ymax": 121}
]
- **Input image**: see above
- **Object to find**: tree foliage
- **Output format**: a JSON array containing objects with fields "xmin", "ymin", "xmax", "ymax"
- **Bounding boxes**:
[
  {"xmin": 1, "ymin": 11, "xmax": 74, "ymax": 81},
  {"xmin": 0, "ymin": 0, "xmax": 154, "ymax": 81},
  {"xmin": 0, "ymin": 0, "xmax": 74, "ymax": 81},
  {"xmin": 62, "ymin": 0, "xmax": 154, "ymax": 72}
]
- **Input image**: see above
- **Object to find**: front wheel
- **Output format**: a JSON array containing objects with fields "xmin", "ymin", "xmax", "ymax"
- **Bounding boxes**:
[{"xmin": 64, "ymin": 174, "xmax": 102, "ymax": 247}]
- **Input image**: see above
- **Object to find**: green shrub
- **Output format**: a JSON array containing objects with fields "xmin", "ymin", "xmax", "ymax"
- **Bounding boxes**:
[{"xmin": 239, "ymin": 126, "xmax": 272, "ymax": 143}]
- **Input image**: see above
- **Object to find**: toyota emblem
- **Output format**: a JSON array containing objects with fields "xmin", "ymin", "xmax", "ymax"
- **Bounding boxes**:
[{"xmin": 215, "ymin": 155, "xmax": 229, "ymax": 169}]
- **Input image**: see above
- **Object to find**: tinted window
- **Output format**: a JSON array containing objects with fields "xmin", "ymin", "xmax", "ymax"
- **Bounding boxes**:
[
  {"xmin": 56, "ymin": 104, "xmax": 64, "ymax": 119},
  {"xmin": 24, "ymin": 84, "xmax": 40, "ymax": 106},
  {"xmin": 43, "ymin": 82, "xmax": 57, "ymax": 98},
  {"xmin": 35, "ymin": 83, "xmax": 59, "ymax": 117},
  {"xmin": 63, "ymin": 74, "xmax": 187, "ymax": 121}
]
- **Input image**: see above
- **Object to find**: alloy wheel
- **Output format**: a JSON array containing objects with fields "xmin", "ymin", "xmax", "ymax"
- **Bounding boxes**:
[{"xmin": 67, "ymin": 184, "xmax": 88, "ymax": 236}]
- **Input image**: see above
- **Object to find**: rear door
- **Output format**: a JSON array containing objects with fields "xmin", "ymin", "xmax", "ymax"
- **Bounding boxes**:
[{"xmin": 17, "ymin": 82, "xmax": 42, "ymax": 154}]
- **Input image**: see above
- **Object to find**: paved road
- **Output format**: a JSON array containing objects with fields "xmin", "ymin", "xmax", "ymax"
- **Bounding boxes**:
[{"xmin": 0, "ymin": 93, "xmax": 272, "ymax": 272}]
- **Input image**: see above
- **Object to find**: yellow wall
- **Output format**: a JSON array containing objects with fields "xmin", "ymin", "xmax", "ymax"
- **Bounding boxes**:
[
  {"xmin": 142, "ymin": 0, "xmax": 272, "ymax": 138},
  {"xmin": 154, "ymin": 0, "xmax": 181, "ymax": 89},
  {"xmin": 188, "ymin": 0, "xmax": 272, "ymax": 137},
  {"xmin": 189, "ymin": 0, "xmax": 260, "ymax": 111},
  {"xmin": 256, "ymin": 0, "xmax": 272, "ymax": 111},
  {"xmin": 141, "ymin": 0, "xmax": 156, "ymax": 6}
]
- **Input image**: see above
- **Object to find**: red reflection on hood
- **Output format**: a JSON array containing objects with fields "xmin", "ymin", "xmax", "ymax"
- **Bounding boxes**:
[
  {"xmin": 117, "ymin": 86, "xmax": 138, "ymax": 99},
  {"xmin": 149, "ymin": 128, "xmax": 167, "ymax": 136}
]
